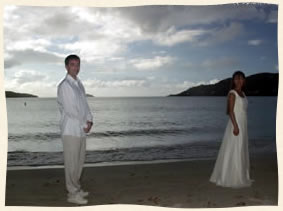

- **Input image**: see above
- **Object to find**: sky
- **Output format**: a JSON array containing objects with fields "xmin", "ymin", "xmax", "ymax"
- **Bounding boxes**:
[{"xmin": 3, "ymin": 3, "xmax": 278, "ymax": 97}]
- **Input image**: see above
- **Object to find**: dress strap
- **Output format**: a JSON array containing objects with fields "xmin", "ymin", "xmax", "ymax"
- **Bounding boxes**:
[{"xmin": 228, "ymin": 89, "xmax": 237, "ymax": 96}]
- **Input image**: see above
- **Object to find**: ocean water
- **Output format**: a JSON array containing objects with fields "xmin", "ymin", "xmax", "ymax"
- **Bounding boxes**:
[{"xmin": 6, "ymin": 96, "xmax": 277, "ymax": 167}]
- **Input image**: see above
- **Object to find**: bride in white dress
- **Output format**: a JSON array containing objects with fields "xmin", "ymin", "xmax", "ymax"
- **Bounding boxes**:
[{"xmin": 210, "ymin": 71, "xmax": 253, "ymax": 188}]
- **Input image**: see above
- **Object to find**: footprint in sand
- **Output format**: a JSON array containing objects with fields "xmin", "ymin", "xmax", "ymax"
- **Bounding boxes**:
[
  {"xmin": 148, "ymin": 196, "xmax": 161, "ymax": 205},
  {"xmin": 207, "ymin": 201, "xmax": 217, "ymax": 207},
  {"xmin": 235, "ymin": 202, "xmax": 246, "ymax": 206}
]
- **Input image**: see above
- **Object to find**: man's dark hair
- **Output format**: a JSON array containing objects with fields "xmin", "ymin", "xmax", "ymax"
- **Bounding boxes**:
[{"xmin": 65, "ymin": 54, "xmax": 80, "ymax": 66}]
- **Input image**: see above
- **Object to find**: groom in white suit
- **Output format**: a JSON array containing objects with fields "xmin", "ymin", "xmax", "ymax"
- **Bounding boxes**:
[{"xmin": 57, "ymin": 54, "xmax": 93, "ymax": 205}]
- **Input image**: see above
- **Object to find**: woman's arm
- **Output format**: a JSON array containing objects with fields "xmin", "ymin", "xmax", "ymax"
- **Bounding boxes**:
[{"xmin": 227, "ymin": 92, "xmax": 239, "ymax": 136}]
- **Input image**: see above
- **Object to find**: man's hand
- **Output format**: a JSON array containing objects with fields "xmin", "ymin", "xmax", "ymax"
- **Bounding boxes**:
[{"xmin": 83, "ymin": 121, "xmax": 93, "ymax": 133}]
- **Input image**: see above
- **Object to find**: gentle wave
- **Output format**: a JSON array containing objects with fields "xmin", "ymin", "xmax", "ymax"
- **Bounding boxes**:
[
  {"xmin": 7, "ymin": 139, "xmax": 276, "ymax": 167},
  {"xmin": 7, "ymin": 141, "xmax": 220, "ymax": 167},
  {"xmin": 8, "ymin": 126, "xmax": 217, "ymax": 142}
]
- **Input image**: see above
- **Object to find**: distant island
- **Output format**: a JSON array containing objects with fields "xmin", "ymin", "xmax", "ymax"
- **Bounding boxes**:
[
  {"xmin": 5, "ymin": 91, "xmax": 94, "ymax": 98},
  {"xmin": 5, "ymin": 91, "xmax": 38, "ymax": 98},
  {"xmin": 170, "ymin": 72, "xmax": 278, "ymax": 97}
]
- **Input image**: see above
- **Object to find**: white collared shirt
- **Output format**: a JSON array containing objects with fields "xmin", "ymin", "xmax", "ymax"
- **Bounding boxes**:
[{"xmin": 57, "ymin": 74, "xmax": 93, "ymax": 137}]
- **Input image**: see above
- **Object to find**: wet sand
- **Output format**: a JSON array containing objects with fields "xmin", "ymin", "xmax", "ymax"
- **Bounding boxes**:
[{"xmin": 5, "ymin": 153, "xmax": 278, "ymax": 208}]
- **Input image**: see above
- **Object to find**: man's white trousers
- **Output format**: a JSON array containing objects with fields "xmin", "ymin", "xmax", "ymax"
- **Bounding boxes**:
[{"xmin": 62, "ymin": 135, "xmax": 86, "ymax": 195}]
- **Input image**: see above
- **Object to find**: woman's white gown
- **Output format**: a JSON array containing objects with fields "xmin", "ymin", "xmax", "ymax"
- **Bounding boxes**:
[{"xmin": 210, "ymin": 89, "xmax": 253, "ymax": 188}]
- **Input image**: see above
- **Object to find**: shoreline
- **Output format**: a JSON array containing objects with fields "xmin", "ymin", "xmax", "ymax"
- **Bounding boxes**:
[
  {"xmin": 5, "ymin": 153, "xmax": 278, "ymax": 207},
  {"xmin": 7, "ymin": 149, "xmax": 277, "ymax": 170},
  {"xmin": 7, "ymin": 138, "xmax": 276, "ymax": 168},
  {"xmin": 6, "ymin": 158, "xmax": 216, "ymax": 171}
]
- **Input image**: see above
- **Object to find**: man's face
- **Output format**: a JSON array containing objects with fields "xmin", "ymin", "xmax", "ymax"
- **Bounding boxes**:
[{"xmin": 65, "ymin": 59, "xmax": 80, "ymax": 78}]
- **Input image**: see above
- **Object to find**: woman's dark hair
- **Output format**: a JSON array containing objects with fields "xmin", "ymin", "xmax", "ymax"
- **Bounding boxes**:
[
  {"xmin": 65, "ymin": 54, "xmax": 80, "ymax": 66},
  {"xmin": 231, "ymin": 70, "xmax": 246, "ymax": 90}
]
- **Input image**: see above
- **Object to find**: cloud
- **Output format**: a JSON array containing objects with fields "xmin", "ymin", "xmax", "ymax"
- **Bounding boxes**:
[
  {"xmin": 198, "ymin": 22, "xmax": 244, "ymax": 46},
  {"xmin": 13, "ymin": 70, "xmax": 48, "ymax": 84},
  {"xmin": 6, "ymin": 8, "xmax": 141, "ymax": 64},
  {"xmin": 6, "ymin": 39, "xmax": 52, "ymax": 52},
  {"xmin": 153, "ymin": 27, "xmax": 207, "ymax": 46},
  {"xmin": 208, "ymin": 79, "xmax": 220, "ymax": 84},
  {"xmin": 130, "ymin": 56, "xmax": 175, "ymax": 70},
  {"xmin": 4, "ymin": 59, "xmax": 21, "ymax": 69},
  {"xmin": 4, "ymin": 49, "xmax": 64, "ymax": 69},
  {"xmin": 109, "ymin": 57, "xmax": 125, "ymax": 62},
  {"xmin": 176, "ymin": 78, "xmax": 220, "ymax": 90},
  {"xmin": 4, "ymin": 5, "xmax": 264, "ymax": 49},
  {"xmin": 200, "ymin": 57, "xmax": 239, "ymax": 69},
  {"xmin": 5, "ymin": 69, "xmax": 58, "ymax": 97},
  {"xmin": 3, "ymin": 6, "xmax": 19, "ymax": 26},
  {"xmin": 152, "ymin": 23, "xmax": 244, "ymax": 47},
  {"xmin": 84, "ymin": 78, "xmax": 148, "ymax": 88},
  {"xmin": 61, "ymin": 40, "xmax": 126, "ymax": 64},
  {"xmin": 248, "ymin": 39, "xmax": 263, "ymax": 46},
  {"xmin": 3, "ymin": 5, "xmax": 277, "ymax": 97},
  {"xmin": 6, "ymin": 81, "xmax": 58, "ymax": 97},
  {"xmin": 176, "ymin": 81, "xmax": 198, "ymax": 89},
  {"xmin": 3, "ymin": 5, "xmax": 258, "ymax": 70},
  {"xmin": 116, "ymin": 5, "xmax": 266, "ymax": 34},
  {"xmin": 18, "ymin": 7, "xmax": 85, "ymax": 39},
  {"xmin": 267, "ymin": 10, "xmax": 277, "ymax": 23},
  {"xmin": 79, "ymin": 77, "xmax": 156, "ymax": 97},
  {"xmin": 83, "ymin": 77, "xmax": 221, "ymax": 97},
  {"xmin": 147, "ymin": 76, "xmax": 156, "ymax": 80}
]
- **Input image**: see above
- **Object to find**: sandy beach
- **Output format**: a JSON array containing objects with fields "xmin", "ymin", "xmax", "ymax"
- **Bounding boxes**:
[{"xmin": 5, "ymin": 153, "xmax": 278, "ymax": 208}]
